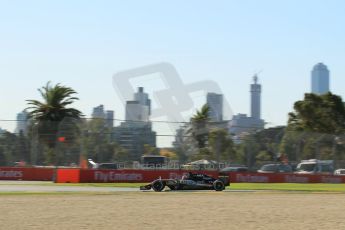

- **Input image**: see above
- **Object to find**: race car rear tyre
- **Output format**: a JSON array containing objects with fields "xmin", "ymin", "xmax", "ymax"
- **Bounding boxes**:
[
  {"xmin": 152, "ymin": 180, "xmax": 165, "ymax": 192},
  {"xmin": 213, "ymin": 180, "xmax": 225, "ymax": 191}
]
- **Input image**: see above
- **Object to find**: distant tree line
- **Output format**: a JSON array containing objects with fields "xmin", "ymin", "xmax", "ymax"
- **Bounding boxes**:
[{"xmin": 2, "ymin": 83, "xmax": 345, "ymax": 169}]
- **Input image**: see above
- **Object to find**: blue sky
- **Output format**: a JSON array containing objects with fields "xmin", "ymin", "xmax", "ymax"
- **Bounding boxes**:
[{"xmin": 1, "ymin": 1, "xmax": 345, "ymax": 146}]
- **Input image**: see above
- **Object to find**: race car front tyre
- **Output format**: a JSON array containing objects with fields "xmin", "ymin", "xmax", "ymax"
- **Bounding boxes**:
[
  {"xmin": 213, "ymin": 180, "xmax": 225, "ymax": 191},
  {"xmin": 152, "ymin": 180, "xmax": 165, "ymax": 192}
]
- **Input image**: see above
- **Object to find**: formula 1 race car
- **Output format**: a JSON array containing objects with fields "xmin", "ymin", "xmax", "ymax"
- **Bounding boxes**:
[{"xmin": 140, "ymin": 172, "xmax": 230, "ymax": 192}]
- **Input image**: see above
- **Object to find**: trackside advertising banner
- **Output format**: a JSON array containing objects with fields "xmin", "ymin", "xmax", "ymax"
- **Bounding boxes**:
[
  {"xmin": 0, "ymin": 167, "xmax": 54, "ymax": 181},
  {"xmin": 78, "ymin": 170, "xmax": 219, "ymax": 183},
  {"xmin": 1, "ymin": 167, "xmax": 345, "ymax": 183},
  {"xmin": 229, "ymin": 172, "xmax": 345, "ymax": 183},
  {"xmin": 57, "ymin": 169, "xmax": 345, "ymax": 183}
]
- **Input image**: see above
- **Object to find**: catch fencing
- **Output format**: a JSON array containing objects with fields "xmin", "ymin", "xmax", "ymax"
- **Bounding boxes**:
[{"xmin": 2, "ymin": 118, "xmax": 345, "ymax": 171}]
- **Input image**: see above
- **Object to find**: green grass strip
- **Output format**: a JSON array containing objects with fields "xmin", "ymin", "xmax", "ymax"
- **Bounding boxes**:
[{"xmin": 229, "ymin": 183, "xmax": 345, "ymax": 192}]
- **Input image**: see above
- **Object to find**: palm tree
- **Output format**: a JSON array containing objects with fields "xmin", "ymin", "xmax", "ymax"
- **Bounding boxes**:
[
  {"xmin": 26, "ymin": 82, "xmax": 83, "ymax": 156},
  {"xmin": 190, "ymin": 104, "xmax": 210, "ymax": 149}
]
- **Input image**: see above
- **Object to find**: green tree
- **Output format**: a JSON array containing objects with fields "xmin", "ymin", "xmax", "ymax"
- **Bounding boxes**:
[
  {"xmin": 237, "ymin": 127, "xmax": 285, "ymax": 169},
  {"xmin": 0, "ymin": 149, "xmax": 6, "ymax": 166},
  {"xmin": 174, "ymin": 145, "xmax": 189, "ymax": 163},
  {"xmin": 288, "ymin": 92, "xmax": 345, "ymax": 134},
  {"xmin": 239, "ymin": 134, "xmax": 261, "ymax": 169},
  {"xmin": 0, "ymin": 131, "xmax": 31, "ymax": 166},
  {"xmin": 283, "ymin": 93, "xmax": 345, "ymax": 162},
  {"xmin": 112, "ymin": 145, "xmax": 129, "ymax": 162},
  {"xmin": 26, "ymin": 82, "xmax": 83, "ymax": 164},
  {"xmin": 208, "ymin": 128, "xmax": 236, "ymax": 162},
  {"xmin": 0, "ymin": 132, "xmax": 15, "ymax": 165},
  {"xmin": 159, "ymin": 148, "xmax": 178, "ymax": 160},
  {"xmin": 14, "ymin": 131, "xmax": 31, "ymax": 164},
  {"xmin": 182, "ymin": 105, "xmax": 238, "ymax": 163},
  {"xmin": 189, "ymin": 104, "xmax": 210, "ymax": 149},
  {"xmin": 81, "ymin": 119, "xmax": 129, "ymax": 163},
  {"xmin": 82, "ymin": 119, "xmax": 111, "ymax": 162},
  {"xmin": 143, "ymin": 144, "xmax": 159, "ymax": 156}
]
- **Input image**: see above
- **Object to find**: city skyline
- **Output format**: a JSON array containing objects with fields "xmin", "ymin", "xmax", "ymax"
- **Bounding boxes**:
[
  {"xmin": 1, "ymin": 61, "xmax": 340, "ymax": 147},
  {"xmin": 2, "ymin": 61, "xmax": 338, "ymax": 128},
  {"xmin": 1, "ymin": 1, "xmax": 345, "ymax": 147}
]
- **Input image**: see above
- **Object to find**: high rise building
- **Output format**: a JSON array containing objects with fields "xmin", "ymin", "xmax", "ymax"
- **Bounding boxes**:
[
  {"xmin": 113, "ymin": 87, "xmax": 156, "ymax": 160},
  {"xmin": 125, "ymin": 87, "xmax": 151, "ymax": 121},
  {"xmin": 134, "ymin": 87, "xmax": 151, "ymax": 115},
  {"xmin": 105, "ymin": 110, "xmax": 114, "ymax": 128},
  {"xmin": 113, "ymin": 122, "xmax": 156, "ymax": 161},
  {"xmin": 125, "ymin": 101, "xmax": 149, "ymax": 122},
  {"xmin": 250, "ymin": 75, "xmax": 261, "ymax": 120},
  {"xmin": 91, "ymin": 105, "xmax": 114, "ymax": 128},
  {"xmin": 311, "ymin": 62, "xmax": 330, "ymax": 95},
  {"xmin": 229, "ymin": 113, "xmax": 264, "ymax": 135},
  {"xmin": 92, "ymin": 105, "xmax": 105, "ymax": 119},
  {"xmin": 229, "ymin": 75, "xmax": 264, "ymax": 136},
  {"xmin": 207, "ymin": 93, "xmax": 223, "ymax": 122},
  {"xmin": 15, "ymin": 110, "xmax": 29, "ymax": 135}
]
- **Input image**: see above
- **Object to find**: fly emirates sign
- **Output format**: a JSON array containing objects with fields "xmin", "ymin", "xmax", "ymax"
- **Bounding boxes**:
[{"xmin": 94, "ymin": 171, "xmax": 143, "ymax": 182}]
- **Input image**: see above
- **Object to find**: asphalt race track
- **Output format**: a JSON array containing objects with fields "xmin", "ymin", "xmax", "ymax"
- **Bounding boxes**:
[
  {"xmin": 0, "ymin": 181, "xmax": 254, "ymax": 193},
  {"xmin": 0, "ymin": 181, "xmax": 138, "ymax": 193}
]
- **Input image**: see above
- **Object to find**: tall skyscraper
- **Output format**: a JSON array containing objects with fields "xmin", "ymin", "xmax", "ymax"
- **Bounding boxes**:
[
  {"xmin": 311, "ymin": 62, "xmax": 330, "ymax": 95},
  {"xmin": 206, "ymin": 93, "xmax": 223, "ymax": 122},
  {"xmin": 250, "ymin": 75, "xmax": 261, "ymax": 120},
  {"xmin": 229, "ymin": 75, "xmax": 264, "ymax": 136},
  {"xmin": 125, "ymin": 87, "xmax": 150, "ymax": 121},
  {"xmin": 134, "ymin": 87, "xmax": 151, "ymax": 115}
]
